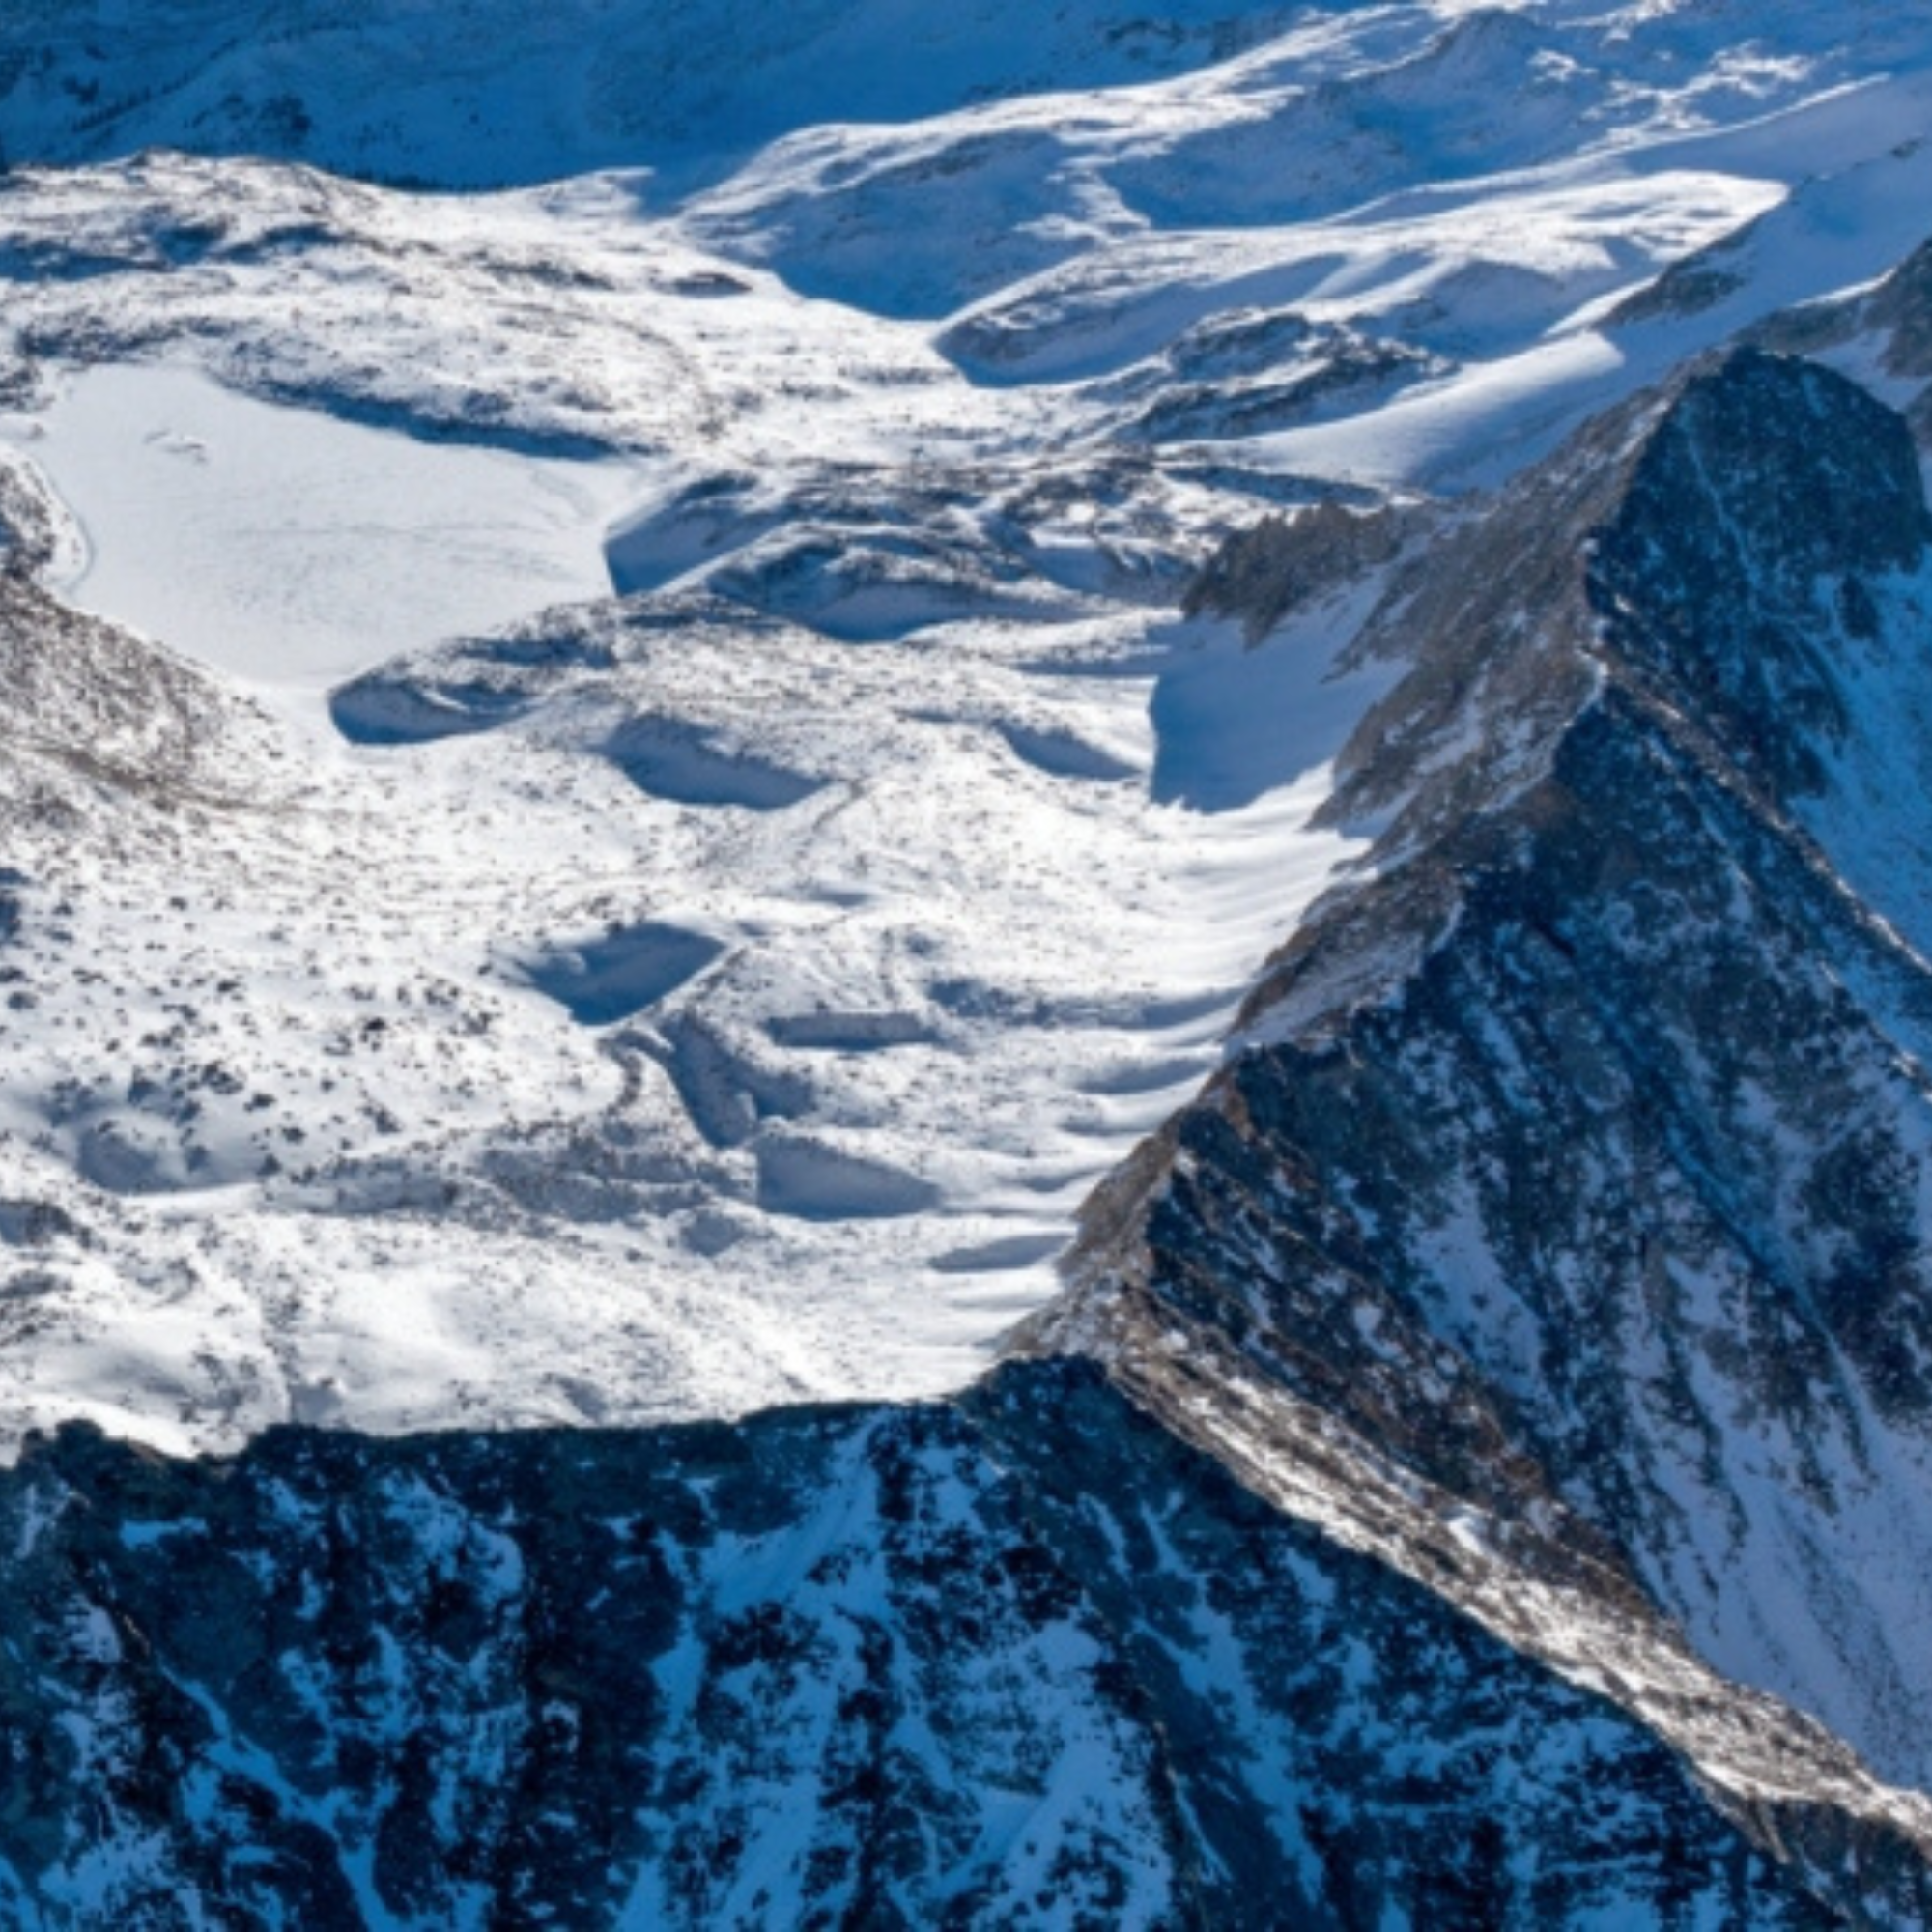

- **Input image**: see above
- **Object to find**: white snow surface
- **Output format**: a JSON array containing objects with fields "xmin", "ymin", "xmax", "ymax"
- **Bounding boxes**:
[
  {"xmin": 9, "ymin": 364, "xmax": 640, "ymax": 697},
  {"xmin": 5, "ymin": 0, "xmax": 1932, "ymax": 1451}
]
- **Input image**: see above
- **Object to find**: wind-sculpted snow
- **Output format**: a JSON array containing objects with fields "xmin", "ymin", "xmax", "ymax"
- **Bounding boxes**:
[
  {"xmin": 0, "ymin": 476, "xmax": 1383, "ymax": 1446},
  {"xmin": 0, "ymin": 154, "xmax": 955, "ymax": 462}
]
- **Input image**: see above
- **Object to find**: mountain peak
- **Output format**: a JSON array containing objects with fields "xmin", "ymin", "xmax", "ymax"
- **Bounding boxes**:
[{"xmin": 1594, "ymin": 345, "xmax": 1932, "ymax": 797}]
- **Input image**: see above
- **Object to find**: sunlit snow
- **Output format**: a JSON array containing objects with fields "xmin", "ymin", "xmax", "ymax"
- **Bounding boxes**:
[
  {"xmin": 7, "ymin": 0, "xmax": 1932, "ymax": 1454},
  {"xmin": 4, "ymin": 364, "xmax": 640, "ymax": 696}
]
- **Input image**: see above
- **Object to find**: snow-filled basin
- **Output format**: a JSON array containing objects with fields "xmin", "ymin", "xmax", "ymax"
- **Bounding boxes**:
[{"xmin": 1, "ymin": 361, "xmax": 640, "ymax": 692}]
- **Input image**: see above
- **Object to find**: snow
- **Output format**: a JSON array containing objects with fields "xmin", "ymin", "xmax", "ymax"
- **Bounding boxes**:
[
  {"xmin": 0, "ymin": 0, "xmax": 1313, "ymax": 190},
  {"xmin": 6, "ymin": 0, "xmax": 1932, "ymax": 1455},
  {"xmin": 0, "ymin": 413, "xmax": 1382, "ymax": 1448},
  {"xmin": 1, "ymin": 363, "xmax": 640, "ymax": 703},
  {"xmin": 521, "ymin": 922, "xmax": 727, "ymax": 1028}
]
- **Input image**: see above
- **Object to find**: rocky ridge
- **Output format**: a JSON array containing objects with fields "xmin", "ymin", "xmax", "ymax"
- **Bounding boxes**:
[
  {"xmin": 1036, "ymin": 341, "xmax": 1932, "ymax": 1819},
  {"xmin": 0, "ymin": 1362, "xmax": 1881, "ymax": 1929}
]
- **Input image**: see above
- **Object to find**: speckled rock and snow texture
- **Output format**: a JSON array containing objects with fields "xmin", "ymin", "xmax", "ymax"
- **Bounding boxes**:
[
  {"xmin": 0, "ymin": 1363, "xmax": 1874, "ymax": 1930},
  {"xmin": 1042, "ymin": 340, "xmax": 1932, "ymax": 1835},
  {"xmin": 9, "ymin": 0, "xmax": 1932, "ymax": 1922}
]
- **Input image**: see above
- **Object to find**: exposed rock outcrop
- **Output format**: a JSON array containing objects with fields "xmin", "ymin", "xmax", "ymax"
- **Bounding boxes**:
[
  {"xmin": 0, "ymin": 1363, "xmax": 1867, "ymax": 1928},
  {"xmin": 1039, "ymin": 349, "xmax": 1932, "ymax": 1812}
]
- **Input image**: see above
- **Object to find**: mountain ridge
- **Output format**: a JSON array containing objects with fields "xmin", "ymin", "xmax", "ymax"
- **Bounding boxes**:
[
  {"xmin": 1034, "ymin": 340, "xmax": 1932, "ymax": 1803},
  {"xmin": 9, "ymin": 4, "xmax": 1932, "ymax": 1921},
  {"xmin": 0, "ymin": 1360, "xmax": 1913, "ymax": 1929}
]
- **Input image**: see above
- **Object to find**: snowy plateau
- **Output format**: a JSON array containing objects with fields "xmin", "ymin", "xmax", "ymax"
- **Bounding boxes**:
[
  {"xmin": 9, "ymin": 0, "xmax": 1932, "ymax": 1925},
  {"xmin": 6, "ymin": 0, "xmax": 1932, "ymax": 1451}
]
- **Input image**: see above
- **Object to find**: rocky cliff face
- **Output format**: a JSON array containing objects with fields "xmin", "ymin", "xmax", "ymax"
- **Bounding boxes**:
[
  {"xmin": 0, "ymin": 1361, "xmax": 1872, "ymax": 1929},
  {"xmin": 1038, "ymin": 345, "xmax": 1932, "ymax": 1824},
  {"xmin": 10, "ymin": 18, "xmax": 1932, "ymax": 1907}
]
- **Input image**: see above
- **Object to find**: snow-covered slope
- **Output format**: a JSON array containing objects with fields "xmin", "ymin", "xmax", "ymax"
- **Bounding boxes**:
[
  {"xmin": 0, "ymin": 360, "xmax": 1379, "ymax": 1444},
  {"xmin": 0, "ymin": 0, "xmax": 1311, "ymax": 188},
  {"xmin": 10, "ymin": 0, "xmax": 1932, "ymax": 1919},
  {"xmin": 5, "ymin": 0, "xmax": 1932, "ymax": 1452}
]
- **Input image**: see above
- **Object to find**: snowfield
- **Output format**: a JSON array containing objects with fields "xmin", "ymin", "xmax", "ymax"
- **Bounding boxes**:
[
  {"xmin": 5, "ymin": 0, "xmax": 1932, "ymax": 1450},
  {"xmin": 8, "ymin": 363, "xmax": 640, "ymax": 696},
  {"xmin": 0, "ymin": 360, "xmax": 1382, "ymax": 1447}
]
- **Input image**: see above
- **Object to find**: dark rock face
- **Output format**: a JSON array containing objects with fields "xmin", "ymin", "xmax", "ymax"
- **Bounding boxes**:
[
  {"xmin": 1594, "ymin": 347, "xmax": 1931, "ymax": 799},
  {"xmin": 1046, "ymin": 349, "xmax": 1932, "ymax": 1809},
  {"xmin": 1182, "ymin": 501, "xmax": 1410, "ymax": 642},
  {"xmin": 1754, "ymin": 234, "xmax": 1932, "ymax": 388},
  {"xmin": 0, "ymin": 1364, "xmax": 1848, "ymax": 1928}
]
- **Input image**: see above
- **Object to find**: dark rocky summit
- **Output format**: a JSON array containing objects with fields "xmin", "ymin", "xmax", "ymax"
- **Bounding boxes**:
[{"xmin": 0, "ymin": 1364, "xmax": 1864, "ymax": 1927}]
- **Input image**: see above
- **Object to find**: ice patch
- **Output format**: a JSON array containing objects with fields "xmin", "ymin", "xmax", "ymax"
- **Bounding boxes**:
[{"xmin": 0, "ymin": 362, "xmax": 639, "ymax": 698}]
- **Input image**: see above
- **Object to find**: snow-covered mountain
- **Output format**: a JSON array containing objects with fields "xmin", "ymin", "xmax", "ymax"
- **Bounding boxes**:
[
  {"xmin": 7, "ymin": 1367, "xmax": 1918, "ymax": 1928},
  {"xmin": 9, "ymin": 0, "xmax": 1932, "ymax": 1450},
  {"xmin": 9, "ymin": 0, "xmax": 1932, "ymax": 1920},
  {"xmin": 0, "ymin": 0, "xmax": 1312, "ymax": 188}
]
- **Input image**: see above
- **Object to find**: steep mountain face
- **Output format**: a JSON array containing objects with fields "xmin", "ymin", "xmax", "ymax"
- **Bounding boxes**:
[
  {"xmin": 0, "ymin": 1360, "xmax": 1888, "ymax": 1929},
  {"xmin": 1038, "ymin": 344, "xmax": 1932, "ymax": 1801},
  {"xmin": 13, "ymin": 2, "xmax": 1932, "ymax": 1922}
]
